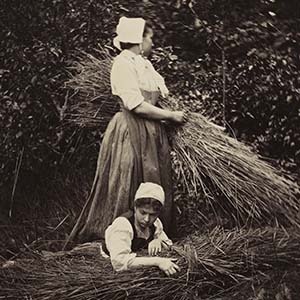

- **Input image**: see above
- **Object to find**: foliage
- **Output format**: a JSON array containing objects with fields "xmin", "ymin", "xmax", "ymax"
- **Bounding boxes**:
[{"xmin": 152, "ymin": 2, "xmax": 300, "ymax": 174}]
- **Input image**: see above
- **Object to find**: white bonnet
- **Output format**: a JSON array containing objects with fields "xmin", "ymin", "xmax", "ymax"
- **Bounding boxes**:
[
  {"xmin": 134, "ymin": 182, "xmax": 165, "ymax": 205},
  {"xmin": 113, "ymin": 17, "xmax": 146, "ymax": 50}
]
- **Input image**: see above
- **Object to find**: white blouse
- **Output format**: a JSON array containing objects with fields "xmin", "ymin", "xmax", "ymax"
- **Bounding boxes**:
[
  {"xmin": 110, "ymin": 50, "xmax": 169, "ymax": 111},
  {"xmin": 104, "ymin": 216, "xmax": 173, "ymax": 272}
]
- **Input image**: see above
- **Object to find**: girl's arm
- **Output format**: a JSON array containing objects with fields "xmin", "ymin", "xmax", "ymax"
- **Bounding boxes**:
[
  {"xmin": 128, "ymin": 257, "xmax": 180, "ymax": 276},
  {"xmin": 105, "ymin": 218, "xmax": 180, "ymax": 276}
]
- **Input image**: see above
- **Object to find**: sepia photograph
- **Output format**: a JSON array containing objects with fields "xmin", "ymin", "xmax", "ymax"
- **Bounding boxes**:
[{"xmin": 1, "ymin": 0, "xmax": 300, "ymax": 299}]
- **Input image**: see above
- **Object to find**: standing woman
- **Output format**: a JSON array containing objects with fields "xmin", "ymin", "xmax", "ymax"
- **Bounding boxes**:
[{"xmin": 67, "ymin": 17, "xmax": 187, "ymax": 244}]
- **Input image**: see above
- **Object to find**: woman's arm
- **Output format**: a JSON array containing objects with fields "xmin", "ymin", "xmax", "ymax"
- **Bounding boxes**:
[
  {"xmin": 111, "ymin": 57, "xmax": 187, "ymax": 124},
  {"xmin": 133, "ymin": 101, "xmax": 187, "ymax": 123}
]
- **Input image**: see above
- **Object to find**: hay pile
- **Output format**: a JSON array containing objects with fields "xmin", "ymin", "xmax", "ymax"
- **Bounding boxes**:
[
  {"xmin": 1, "ymin": 227, "xmax": 300, "ymax": 300},
  {"xmin": 65, "ymin": 50, "xmax": 118, "ymax": 130},
  {"xmin": 65, "ymin": 49, "xmax": 300, "ymax": 228}
]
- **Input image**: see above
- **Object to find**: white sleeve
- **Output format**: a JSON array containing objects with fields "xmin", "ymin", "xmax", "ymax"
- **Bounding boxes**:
[
  {"xmin": 153, "ymin": 218, "xmax": 173, "ymax": 247},
  {"xmin": 110, "ymin": 58, "xmax": 144, "ymax": 111},
  {"xmin": 105, "ymin": 217, "xmax": 137, "ymax": 271}
]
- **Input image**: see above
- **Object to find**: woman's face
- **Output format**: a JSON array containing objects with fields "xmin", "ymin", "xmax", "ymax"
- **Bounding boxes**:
[
  {"xmin": 134, "ymin": 203, "xmax": 159, "ymax": 229},
  {"xmin": 141, "ymin": 28, "xmax": 154, "ymax": 56}
]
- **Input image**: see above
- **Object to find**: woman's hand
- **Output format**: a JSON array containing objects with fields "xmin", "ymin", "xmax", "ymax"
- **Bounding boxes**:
[
  {"xmin": 171, "ymin": 111, "xmax": 189, "ymax": 124},
  {"xmin": 156, "ymin": 257, "xmax": 180, "ymax": 276},
  {"xmin": 148, "ymin": 239, "xmax": 162, "ymax": 256}
]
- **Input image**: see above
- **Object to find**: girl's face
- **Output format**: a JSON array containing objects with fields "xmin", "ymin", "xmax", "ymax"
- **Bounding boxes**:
[
  {"xmin": 141, "ymin": 28, "xmax": 154, "ymax": 56},
  {"xmin": 134, "ymin": 204, "xmax": 159, "ymax": 229}
]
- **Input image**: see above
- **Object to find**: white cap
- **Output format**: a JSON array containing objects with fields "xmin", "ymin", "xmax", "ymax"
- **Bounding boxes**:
[
  {"xmin": 113, "ymin": 17, "xmax": 146, "ymax": 50},
  {"xmin": 134, "ymin": 182, "xmax": 165, "ymax": 205}
]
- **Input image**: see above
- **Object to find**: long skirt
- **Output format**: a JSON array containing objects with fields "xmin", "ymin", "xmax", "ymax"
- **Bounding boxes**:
[{"xmin": 67, "ymin": 110, "xmax": 174, "ymax": 243}]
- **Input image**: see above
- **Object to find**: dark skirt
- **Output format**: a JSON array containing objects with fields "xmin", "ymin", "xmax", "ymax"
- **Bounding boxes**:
[{"xmin": 67, "ymin": 109, "xmax": 174, "ymax": 243}]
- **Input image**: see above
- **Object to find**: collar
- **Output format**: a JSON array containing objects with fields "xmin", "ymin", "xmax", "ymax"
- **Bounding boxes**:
[{"xmin": 120, "ymin": 49, "xmax": 139, "ymax": 61}]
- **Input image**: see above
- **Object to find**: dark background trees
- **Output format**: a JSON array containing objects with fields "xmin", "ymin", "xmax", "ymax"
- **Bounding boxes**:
[{"xmin": 1, "ymin": 0, "xmax": 300, "ymax": 255}]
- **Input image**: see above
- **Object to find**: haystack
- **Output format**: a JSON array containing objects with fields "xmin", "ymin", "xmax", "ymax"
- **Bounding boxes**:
[
  {"xmin": 1, "ymin": 227, "xmax": 300, "ymax": 299},
  {"xmin": 64, "ymin": 49, "xmax": 300, "ymax": 228}
]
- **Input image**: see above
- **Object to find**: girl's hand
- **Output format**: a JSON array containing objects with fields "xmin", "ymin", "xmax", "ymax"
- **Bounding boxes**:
[
  {"xmin": 148, "ymin": 239, "xmax": 162, "ymax": 256},
  {"xmin": 156, "ymin": 257, "xmax": 180, "ymax": 276},
  {"xmin": 171, "ymin": 111, "xmax": 189, "ymax": 124}
]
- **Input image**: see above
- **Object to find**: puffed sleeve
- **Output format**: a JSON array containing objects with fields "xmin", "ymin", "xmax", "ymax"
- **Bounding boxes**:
[
  {"xmin": 153, "ymin": 218, "xmax": 173, "ymax": 248},
  {"xmin": 105, "ymin": 217, "xmax": 137, "ymax": 271},
  {"xmin": 110, "ymin": 57, "xmax": 145, "ymax": 111}
]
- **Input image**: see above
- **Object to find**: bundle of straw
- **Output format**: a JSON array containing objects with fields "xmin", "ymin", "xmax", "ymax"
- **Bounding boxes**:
[
  {"xmin": 65, "ymin": 49, "xmax": 300, "ymax": 228},
  {"xmin": 166, "ymin": 108, "xmax": 300, "ymax": 228},
  {"xmin": 65, "ymin": 49, "xmax": 119, "ymax": 129},
  {"xmin": 1, "ymin": 227, "xmax": 300, "ymax": 300}
]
